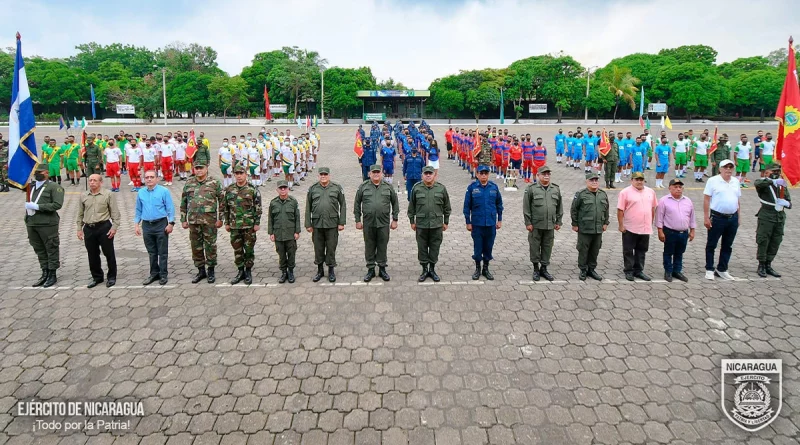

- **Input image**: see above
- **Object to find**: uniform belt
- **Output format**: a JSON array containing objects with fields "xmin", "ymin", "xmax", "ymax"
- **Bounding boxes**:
[
  {"xmin": 710, "ymin": 210, "xmax": 736, "ymax": 218},
  {"xmin": 663, "ymin": 226, "xmax": 688, "ymax": 234},
  {"xmin": 84, "ymin": 220, "xmax": 110, "ymax": 228},
  {"xmin": 143, "ymin": 217, "xmax": 167, "ymax": 224}
]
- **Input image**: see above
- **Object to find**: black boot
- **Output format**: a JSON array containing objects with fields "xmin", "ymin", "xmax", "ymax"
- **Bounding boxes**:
[
  {"xmin": 328, "ymin": 266, "xmax": 336, "ymax": 283},
  {"xmin": 587, "ymin": 269, "xmax": 603, "ymax": 281},
  {"xmin": 419, "ymin": 264, "xmax": 429, "ymax": 282},
  {"xmin": 757, "ymin": 262, "xmax": 767, "ymax": 278},
  {"xmin": 279, "ymin": 269, "xmax": 288, "ymax": 283},
  {"xmin": 609, "ymin": 183, "xmax": 615, "ymax": 189},
  {"xmin": 540, "ymin": 265, "xmax": 555, "ymax": 281},
  {"xmin": 231, "ymin": 268, "xmax": 245, "ymax": 284},
  {"xmin": 313, "ymin": 264, "xmax": 324, "ymax": 282},
  {"xmin": 32, "ymin": 270, "xmax": 48, "ymax": 287},
  {"xmin": 482, "ymin": 261, "xmax": 494, "ymax": 280},
  {"xmin": 428, "ymin": 265, "xmax": 440, "ymax": 282},
  {"xmin": 364, "ymin": 268, "xmax": 376, "ymax": 282},
  {"xmin": 207, "ymin": 267, "xmax": 215, "ymax": 284},
  {"xmin": 579, "ymin": 269, "xmax": 587, "ymax": 281},
  {"xmin": 765, "ymin": 262, "xmax": 781, "ymax": 277},
  {"xmin": 532, "ymin": 263, "xmax": 540, "ymax": 281},
  {"xmin": 287, "ymin": 268, "xmax": 295, "ymax": 283},
  {"xmin": 244, "ymin": 268, "xmax": 253, "ymax": 285},
  {"xmin": 192, "ymin": 266, "xmax": 207, "ymax": 284},
  {"xmin": 471, "ymin": 261, "xmax": 482, "ymax": 280},
  {"xmin": 378, "ymin": 266, "xmax": 390, "ymax": 281},
  {"xmin": 43, "ymin": 269, "xmax": 57, "ymax": 288}
]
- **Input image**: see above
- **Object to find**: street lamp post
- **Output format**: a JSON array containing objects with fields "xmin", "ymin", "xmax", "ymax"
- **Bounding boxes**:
[
  {"xmin": 584, "ymin": 66, "xmax": 598, "ymax": 122},
  {"xmin": 320, "ymin": 68, "xmax": 325, "ymax": 124},
  {"xmin": 161, "ymin": 68, "xmax": 167, "ymax": 126}
]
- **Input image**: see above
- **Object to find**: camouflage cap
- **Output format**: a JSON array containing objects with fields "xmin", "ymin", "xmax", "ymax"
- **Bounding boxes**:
[
  {"xmin": 631, "ymin": 172, "xmax": 645, "ymax": 180},
  {"xmin": 233, "ymin": 164, "xmax": 247, "ymax": 174},
  {"xmin": 192, "ymin": 160, "xmax": 208, "ymax": 168},
  {"xmin": 370, "ymin": 164, "xmax": 382, "ymax": 172},
  {"xmin": 277, "ymin": 180, "xmax": 289, "ymax": 188},
  {"xmin": 318, "ymin": 167, "xmax": 330, "ymax": 174}
]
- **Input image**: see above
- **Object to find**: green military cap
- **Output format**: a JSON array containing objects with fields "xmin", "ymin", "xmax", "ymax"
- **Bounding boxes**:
[
  {"xmin": 35, "ymin": 163, "xmax": 48, "ymax": 173},
  {"xmin": 764, "ymin": 162, "xmax": 781, "ymax": 171},
  {"xmin": 538, "ymin": 165, "xmax": 551, "ymax": 174},
  {"xmin": 422, "ymin": 165, "xmax": 435, "ymax": 174},
  {"xmin": 318, "ymin": 167, "xmax": 330, "ymax": 174},
  {"xmin": 277, "ymin": 180, "xmax": 289, "ymax": 188},
  {"xmin": 370, "ymin": 164, "xmax": 382, "ymax": 172},
  {"xmin": 233, "ymin": 164, "xmax": 247, "ymax": 174},
  {"xmin": 192, "ymin": 160, "xmax": 208, "ymax": 168},
  {"xmin": 631, "ymin": 172, "xmax": 645, "ymax": 180},
  {"xmin": 585, "ymin": 172, "xmax": 600, "ymax": 180}
]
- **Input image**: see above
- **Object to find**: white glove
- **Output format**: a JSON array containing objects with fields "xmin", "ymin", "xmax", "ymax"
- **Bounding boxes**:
[
  {"xmin": 776, "ymin": 198, "xmax": 791, "ymax": 208},
  {"xmin": 774, "ymin": 178, "xmax": 787, "ymax": 187},
  {"xmin": 25, "ymin": 202, "xmax": 39, "ymax": 210}
]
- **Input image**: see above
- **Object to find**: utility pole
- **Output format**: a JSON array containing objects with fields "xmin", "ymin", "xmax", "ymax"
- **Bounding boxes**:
[
  {"xmin": 584, "ymin": 66, "xmax": 598, "ymax": 122},
  {"xmin": 320, "ymin": 68, "xmax": 325, "ymax": 124},
  {"xmin": 162, "ymin": 68, "xmax": 167, "ymax": 126}
]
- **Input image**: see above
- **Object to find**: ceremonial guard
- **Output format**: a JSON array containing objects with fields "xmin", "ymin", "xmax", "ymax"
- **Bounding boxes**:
[
  {"xmin": 224, "ymin": 164, "xmax": 263, "ymax": 285},
  {"xmin": 305, "ymin": 167, "xmax": 346, "ymax": 282},
  {"xmin": 354, "ymin": 165, "xmax": 400, "ymax": 282},
  {"xmin": 600, "ymin": 133, "xmax": 619, "ymax": 189},
  {"xmin": 754, "ymin": 163, "xmax": 791, "ymax": 277},
  {"xmin": 83, "ymin": 136, "xmax": 103, "ymax": 176},
  {"xmin": 571, "ymin": 172, "xmax": 609, "ymax": 281},
  {"xmin": 408, "ymin": 165, "xmax": 452, "ymax": 282},
  {"xmin": 269, "ymin": 180, "xmax": 301, "ymax": 283},
  {"xmin": 26, "ymin": 164, "xmax": 65, "ymax": 288},
  {"xmin": 522, "ymin": 166, "xmax": 562, "ymax": 281},
  {"xmin": 180, "ymin": 162, "xmax": 225, "ymax": 284}
]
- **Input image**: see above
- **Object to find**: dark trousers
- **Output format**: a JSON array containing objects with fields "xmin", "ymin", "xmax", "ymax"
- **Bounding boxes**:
[
  {"xmin": 756, "ymin": 218, "xmax": 785, "ymax": 262},
  {"xmin": 604, "ymin": 159, "xmax": 617, "ymax": 183},
  {"xmin": 406, "ymin": 178, "xmax": 420, "ymax": 201},
  {"xmin": 528, "ymin": 228, "xmax": 555, "ymax": 265},
  {"xmin": 622, "ymin": 231, "xmax": 650, "ymax": 274},
  {"xmin": 27, "ymin": 225, "xmax": 60, "ymax": 270},
  {"xmin": 705, "ymin": 212, "xmax": 738, "ymax": 271},
  {"xmin": 416, "ymin": 227, "xmax": 443, "ymax": 265},
  {"xmin": 471, "ymin": 225, "xmax": 496, "ymax": 262},
  {"xmin": 577, "ymin": 232, "xmax": 602, "ymax": 271},
  {"xmin": 361, "ymin": 164, "xmax": 370, "ymax": 181},
  {"xmin": 312, "ymin": 227, "xmax": 339, "ymax": 266},
  {"xmin": 662, "ymin": 227, "xmax": 689, "ymax": 274},
  {"xmin": 143, "ymin": 218, "xmax": 169, "ymax": 278},
  {"xmin": 83, "ymin": 221, "xmax": 117, "ymax": 281},
  {"xmin": 275, "ymin": 239, "xmax": 297, "ymax": 270},
  {"xmin": 364, "ymin": 225, "xmax": 390, "ymax": 268}
]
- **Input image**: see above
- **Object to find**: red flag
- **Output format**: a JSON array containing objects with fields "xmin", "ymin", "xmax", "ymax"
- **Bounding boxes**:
[
  {"xmin": 708, "ymin": 127, "xmax": 719, "ymax": 156},
  {"xmin": 598, "ymin": 128, "xmax": 610, "ymax": 156},
  {"xmin": 472, "ymin": 132, "xmax": 482, "ymax": 159},
  {"xmin": 353, "ymin": 132, "xmax": 364, "ymax": 158},
  {"xmin": 80, "ymin": 130, "xmax": 87, "ymax": 157},
  {"xmin": 264, "ymin": 85, "xmax": 272, "ymax": 121},
  {"xmin": 186, "ymin": 129, "xmax": 198, "ymax": 159},
  {"xmin": 775, "ymin": 36, "xmax": 800, "ymax": 185}
]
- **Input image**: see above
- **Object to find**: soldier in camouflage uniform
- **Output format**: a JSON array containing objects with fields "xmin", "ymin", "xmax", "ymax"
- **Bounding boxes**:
[
  {"xmin": 223, "ymin": 164, "xmax": 262, "ymax": 285},
  {"xmin": 83, "ymin": 136, "xmax": 103, "ymax": 176},
  {"xmin": 269, "ymin": 180, "xmax": 301, "ymax": 284},
  {"xmin": 0, "ymin": 138, "xmax": 9, "ymax": 192},
  {"xmin": 193, "ymin": 132, "xmax": 212, "ymax": 167},
  {"xmin": 476, "ymin": 132, "xmax": 493, "ymax": 167},
  {"xmin": 180, "ymin": 162, "xmax": 225, "ymax": 284}
]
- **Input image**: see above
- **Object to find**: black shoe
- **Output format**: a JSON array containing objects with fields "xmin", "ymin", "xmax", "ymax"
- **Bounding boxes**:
[
  {"xmin": 207, "ymin": 267, "xmax": 215, "ymax": 284},
  {"xmin": 279, "ymin": 270, "xmax": 288, "ymax": 283},
  {"xmin": 231, "ymin": 268, "xmax": 245, "ymax": 285},
  {"xmin": 244, "ymin": 268, "xmax": 253, "ymax": 285},
  {"xmin": 625, "ymin": 272, "xmax": 635, "ymax": 281},
  {"xmin": 158, "ymin": 277, "xmax": 168, "ymax": 286},
  {"xmin": 664, "ymin": 272, "xmax": 673, "ymax": 282},
  {"xmin": 328, "ymin": 266, "xmax": 336, "ymax": 283},
  {"xmin": 540, "ymin": 265, "xmax": 555, "ymax": 282},
  {"xmin": 532, "ymin": 263, "xmax": 540, "ymax": 282},
  {"xmin": 672, "ymin": 272, "xmax": 689, "ymax": 282},
  {"xmin": 143, "ymin": 275, "xmax": 159, "ymax": 286},
  {"xmin": 364, "ymin": 268, "xmax": 376, "ymax": 282},
  {"xmin": 87, "ymin": 278, "xmax": 103, "ymax": 288},
  {"xmin": 43, "ymin": 270, "xmax": 57, "ymax": 288},
  {"xmin": 429, "ymin": 265, "xmax": 440, "ymax": 282},
  {"xmin": 587, "ymin": 269, "xmax": 603, "ymax": 281},
  {"xmin": 765, "ymin": 262, "xmax": 781, "ymax": 277},
  {"xmin": 481, "ymin": 262, "xmax": 494, "ymax": 280},
  {"xmin": 287, "ymin": 268, "xmax": 295, "ymax": 284},
  {"xmin": 634, "ymin": 271, "xmax": 651, "ymax": 281},
  {"xmin": 192, "ymin": 266, "xmax": 207, "ymax": 284},
  {"xmin": 579, "ymin": 269, "xmax": 587, "ymax": 281},
  {"xmin": 378, "ymin": 266, "xmax": 390, "ymax": 281},
  {"xmin": 697, "ymin": 177, "xmax": 704, "ymax": 183},
  {"xmin": 106, "ymin": 278, "xmax": 115, "ymax": 288},
  {"xmin": 33, "ymin": 270, "xmax": 48, "ymax": 287},
  {"xmin": 471, "ymin": 263, "xmax": 481, "ymax": 280},
  {"xmin": 609, "ymin": 183, "xmax": 615, "ymax": 189},
  {"xmin": 757, "ymin": 262, "xmax": 767, "ymax": 278},
  {"xmin": 313, "ymin": 264, "xmax": 324, "ymax": 282},
  {"xmin": 419, "ymin": 264, "xmax": 429, "ymax": 282}
]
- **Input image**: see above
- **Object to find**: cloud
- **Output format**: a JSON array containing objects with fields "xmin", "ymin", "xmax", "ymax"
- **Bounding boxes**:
[{"xmin": 5, "ymin": 0, "xmax": 799, "ymax": 88}]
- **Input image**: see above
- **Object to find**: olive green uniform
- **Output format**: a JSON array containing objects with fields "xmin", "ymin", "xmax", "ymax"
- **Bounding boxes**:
[
  {"xmin": 601, "ymin": 141, "xmax": 619, "ymax": 185},
  {"xmin": 571, "ymin": 188, "xmax": 610, "ymax": 272},
  {"xmin": 84, "ymin": 143, "xmax": 103, "ymax": 176},
  {"xmin": 408, "ymin": 181, "xmax": 451, "ymax": 266},
  {"xmin": 26, "ymin": 180, "xmax": 65, "ymax": 271},
  {"xmin": 354, "ymin": 180, "xmax": 400, "ymax": 268},
  {"xmin": 0, "ymin": 142, "xmax": 8, "ymax": 188},
  {"xmin": 754, "ymin": 178, "xmax": 791, "ymax": 263},
  {"xmin": 305, "ymin": 181, "xmax": 346, "ymax": 266},
  {"xmin": 711, "ymin": 141, "xmax": 730, "ymax": 176},
  {"xmin": 523, "ymin": 182, "xmax": 563, "ymax": 266},
  {"xmin": 194, "ymin": 141, "xmax": 211, "ymax": 167},
  {"xmin": 180, "ymin": 176, "xmax": 225, "ymax": 267},
  {"xmin": 268, "ymin": 195, "xmax": 301, "ymax": 271}
]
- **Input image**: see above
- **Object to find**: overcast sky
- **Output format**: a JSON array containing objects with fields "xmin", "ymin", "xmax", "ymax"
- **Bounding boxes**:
[{"xmin": 5, "ymin": 0, "xmax": 798, "ymax": 89}]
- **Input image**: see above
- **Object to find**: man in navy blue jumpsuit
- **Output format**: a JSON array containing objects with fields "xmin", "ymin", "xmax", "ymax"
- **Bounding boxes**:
[{"xmin": 464, "ymin": 164, "xmax": 504, "ymax": 280}]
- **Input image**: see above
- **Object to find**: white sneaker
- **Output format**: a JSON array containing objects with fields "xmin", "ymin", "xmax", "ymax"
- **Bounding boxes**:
[
  {"xmin": 128, "ymin": 181, "xmax": 134, "ymax": 186},
  {"xmin": 705, "ymin": 271, "xmax": 715, "ymax": 280},
  {"xmin": 717, "ymin": 271, "xmax": 734, "ymax": 280}
]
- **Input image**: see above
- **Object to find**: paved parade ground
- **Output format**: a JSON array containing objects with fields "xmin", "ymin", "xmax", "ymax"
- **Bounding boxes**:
[{"xmin": 0, "ymin": 124, "xmax": 798, "ymax": 444}]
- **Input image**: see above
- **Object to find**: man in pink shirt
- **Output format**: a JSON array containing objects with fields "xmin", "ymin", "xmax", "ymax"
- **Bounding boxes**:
[
  {"xmin": 617, "ymin": 172, "xmax": 658, "ymax": 281},
  {"xmin": 655, "ymin": 178, "xmax": 696, "ymax": 282}
]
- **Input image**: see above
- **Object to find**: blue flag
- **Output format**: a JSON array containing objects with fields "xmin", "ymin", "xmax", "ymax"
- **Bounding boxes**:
[
  {"xmin": 58, "ymin": 115, "xmax": 65, "ymax": 130},
  {"xmin": 90, "ymin": 84, "xmax": 96, "ymax": 120},
  {"xmin": 638, "ymin": 86, "xmax": 645, "ymax": 129},
  {"xmin": 73, "ymin": 117, "xmax": 79, "ymax": 129},
  {"xmin": 8, "ymin": 33, "xmax": 38, "ymax": 189}
]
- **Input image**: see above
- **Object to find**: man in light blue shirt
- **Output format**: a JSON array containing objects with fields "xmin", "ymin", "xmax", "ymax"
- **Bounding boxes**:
[{"xmin": 134, "ymin": 170, "xmax": 176, "ymax": 285}]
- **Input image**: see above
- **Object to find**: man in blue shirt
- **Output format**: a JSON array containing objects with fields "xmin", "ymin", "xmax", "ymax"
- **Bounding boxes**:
[
  {"xmin": 554, "ymin": 129, "xmax": 566, "ymax": 163},
  {"xmin": 615, "ymin": 132, "xmax": 626, "ymax": 183},
  {"xmin": 403, "ymin": 147, "xmax": 424, "ymax": 201},
  {"xmin": 360, "ymin": 137, "xmax": 377, "ymax": 181},
  {"xmin": 622, "ymin": 132, "xmax": 636, "ymax": 177},
  {"xmin": 572, "ymin": 132, "xmax": 584, "ymax": 170},
  {"xmin": 584, "ymin": 130, "xmax": 597, "ymax": 172},
  {"xmin": 134, "ymin": 170, "xmax": 176, "ymax": 285},
  {"xmin": 464, "ymin": 165, "xmax": 504, "ymax": 281}
]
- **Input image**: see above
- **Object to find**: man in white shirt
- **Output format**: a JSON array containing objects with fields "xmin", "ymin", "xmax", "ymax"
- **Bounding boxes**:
[
  {"xmin": 218, "ymin": 139, "xmax": 234, "ymax": 187},
  {"xmin": 759, "ymin": 132, "xmax": 776, "ymax": 178},
  {"xmin": 174, "ymin": 135, "xmax": 188, "ymax": 181},
  {"xmin": 104, "ymin": 140, "xmax": 123, "ymax": 192},
  {"xmin": 734, "ymin": 134, "xmax": 752, "ymax": 187},
  {"xmin": 126, "ymin": 140, "xmax": 144, "ymax": 191},
  {"xmin": 247, "ymin": 142, "xmax": 262, "ymax": 186},
  {"xmin": 280, "ymin": 140, "xmax": 295, "ymax": 190},
  {"xmin": 703, "ymin": 159, "xmax": 741, "ymax": 280},
  {"xmin": 159, "ymin": 138, "xmax": 175, "ymax": 185}
]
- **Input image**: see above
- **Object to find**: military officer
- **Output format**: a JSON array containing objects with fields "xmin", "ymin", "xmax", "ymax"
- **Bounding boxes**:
[
  {"xmin": 476, "ymin": 132, "xmax": 493, "ymax": 167},
  {"xmin": 0, "ymin": 139, "xmax": 9, "ymax": 192},
  {"xmin": 754, "ymin": 163, "xmax": 791, "ymax": 277},
  {"xmin": 26, "ymin": 164, "xmax": 65, "ymax": 288},
  {"xmin": 710, "ymin": 133, "xmax": 731, "ymax": 176},
  {"xmin": 269, "ymin": 180, "xmax": 301, "ymax": 283},
  {"xmin": 84, "ymin": 136, "xmax": 103, "ymax": 176},
  {"xmin": 408, "ymin": 165, "xmax": 452, "ymax": 282},
  {"xmin": 571, "ymin": 172, "xmax": 610, "ymax": 281},
  {"xmin": 180, "ymin": 162, "xmax": 225, "ymax": 284},
  {"xmin": 223, "ymin": 164, "xmax": 262, "ymax": 285},
  {"xmin": 522, "ymin": 165, "xmax": 563, "ymax": 281},
  {"xmin": 600, "ymin": 133, "xmax": 619, "ymax": 189},
  {"xmin": 194, "ymin": 132, "xmax": 212, "ymax": 167},
  {"xmin": 464, "ymin": 164, "xmax": 504, "ymax": 280},
  {"xmin": 354, "ymin": 164, "xmax": 400, "ymax": 282},
  {"xmin": 305, "ymin": 167, "xmax": 346, "ymax": 282}
]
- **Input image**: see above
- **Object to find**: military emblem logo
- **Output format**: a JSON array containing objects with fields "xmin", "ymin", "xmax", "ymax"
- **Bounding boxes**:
[{"xmin": 721, "ymin": 359, "xmax": 782, "ymax": 432}]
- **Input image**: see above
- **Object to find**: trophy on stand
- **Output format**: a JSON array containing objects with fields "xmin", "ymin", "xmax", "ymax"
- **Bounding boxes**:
[{"xmin": 504, "ymin": 165, "xmax": 518, "ymax": 191}]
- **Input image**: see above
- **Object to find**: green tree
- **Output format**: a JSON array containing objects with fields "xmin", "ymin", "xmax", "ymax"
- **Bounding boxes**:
[
  {"xmin": 465, "ymin": 86, "xmax": 499, "ymax": 122},
  {"xmin": 431, "ymin": 88, "xmax": 464, "ymax": 121},
  {"xmin": 727, "ymin": 70, "xmax": 783, "ymax": 120},
  {"xmin": 658, "ymin": 45, "xmax": 718, "ymax": 65},
  {"xmin": 208, "ymin": 75, "xmax": 248, "ymax": 122},
  {"xmin": 653, "ymin": 62, "xmax": 725, "ymax": 122},
  {"xmin": 598, "ymin": 53, "xmax": 673, "ymax": 101},
  {"xmin": 267, "ymin": 46, "xmax": 327, "ymax": 118},
  {"xmin": 537, "ymin": 54, "xmax": 584, "ymax": 123},
  {"xmin": 157, "ymin": 42, "xmax": 223, "ymax": 75},
  {"xmin": 717, "ymin": 56, "xmax": 771, "ymax": 79},
  {"xmin": 0, "ymin": 50, "xmax": 15, "ymax": 108},
  {"xmin": 323, "ymin": 67, "xmax": 376, "ymax": 123},
  {"xmin": 602, "ymin": 65, "xmax": 640, "ymax": 123},
  {"xmin": 169, "ymin": 71, "xmax": 214, "ymax": 122},
  {"xmin": 240, "ymin": 51, "xmax": 290, "ymax": 111},
  {"xmin": 376, "ymin": 77, "xmax": 408, "ymax": 90},
  {"xmin": 584, "ymin": 79, "xmax": 616, "ymax": 123},
  {"xmin": 25, "ymin": 58, "xmax": 93, "ymax": 115},
  {"xmin": 130, "ymin": 74, "xmax": 162, "ymax": 121},
  {"xmin": 69, "ymin": 42, "xmax": 156, "ymax": 77}
]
